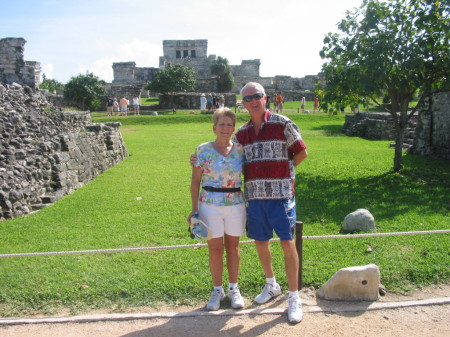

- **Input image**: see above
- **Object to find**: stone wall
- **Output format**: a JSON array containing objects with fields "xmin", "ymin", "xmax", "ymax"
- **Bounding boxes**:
[
  {"xmin": 410, "ymin": 91, "xmax": 450, "ymax": 159},
  {"xmin": 0, "ymin": 38, "xmax": 40, "ymax": 90},
  {"xmin": 158, "ymin": 92, "xmax": 236, "ymax": 110},
  {"xmin": 342, "ymin": 91, "xmax": 450, "ymax": 159},
  {"xmin": 0, "ymin": 83, "xmax": 128, "ymax": 221},
  {"xmin": 342, "ymin": 112, "xmax": 417, "ymax": 144},
  {"xmin": 231, "ymin": 59, "xmax": 261, "ymax": 78}
]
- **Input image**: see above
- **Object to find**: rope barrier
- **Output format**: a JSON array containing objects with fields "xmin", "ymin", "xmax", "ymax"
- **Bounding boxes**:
[{"xmin": 0, "ymin": 229, "xmax": 448, "ymax": 259}]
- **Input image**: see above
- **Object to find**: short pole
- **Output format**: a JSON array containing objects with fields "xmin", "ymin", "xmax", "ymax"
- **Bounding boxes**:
[{"xmin": 295, "ymin": 221, "xmax": 303, "ymax": 290}]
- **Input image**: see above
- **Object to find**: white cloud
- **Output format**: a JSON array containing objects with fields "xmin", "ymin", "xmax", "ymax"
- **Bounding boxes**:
[{"xmin": 40, "ymin": 64, "xmax": 54, "ymax": 79}]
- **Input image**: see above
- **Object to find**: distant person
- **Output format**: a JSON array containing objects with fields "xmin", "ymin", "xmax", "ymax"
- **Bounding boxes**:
[
  {"xmin": 212, "ymin": 94, "xmax": 219, "ymax": 109},
  {"xmin": 200, "ymin": 93, "xmax": 207, "ymax": 113},
  {"xmin": 132, "ymin": 96, "xmax": 140, "ymax": 115},
  {"xmin": 219, "ymin": 95, "xmax": 225, "ymax": 108},
  {"xmin": 275, "ymin": 92, "xmax": 284, "ymax": 113},
  {"xmin": 188, "ymin": 108, "xmax": 246, "ymax": 312},
  {"xmin": 119, "ymin": 97, "xmax": 129, "ymax": 116},
  {"xmin": 206, "ymin": 94, "xmax": 213, "ymax": 112},
  {"xmin": 106, "ymin": 97, "xmax": 113, "ymax": 116},
  {"xmin": 301, "ymin": 96, "xmax": 306, "ymax": 113},
  {"xmin": 313, "ymin": 96, "xmax": 319, "ymax": 112},
  {"xmin": 113, "ymin": 98, "xmax": 119, "ymax": 115},
  {"xmin": 265, "ymin": 95, "xmax": 271, "ymax": 109}
]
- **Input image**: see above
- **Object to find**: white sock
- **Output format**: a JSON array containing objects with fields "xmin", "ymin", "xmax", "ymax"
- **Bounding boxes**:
[
  {"xmin": 228, "ymin": 282, "xmax": 238, "ymax": 290},
  {"xmin": 214, "ymin": 286, "xmax": 223, "ymax": 291},
  {"xmin": 266, "ymin": 277, "xmax": 276, "ymax": 285},
  {"xmin": 289, "ymin": 290, "xmax": 299, "ymax": 298}
]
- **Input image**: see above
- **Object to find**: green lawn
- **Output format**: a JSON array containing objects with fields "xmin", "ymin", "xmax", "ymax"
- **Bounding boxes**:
[{"xmin": 0, "ymin": 113, "xmax": 448, "ymax": 317}]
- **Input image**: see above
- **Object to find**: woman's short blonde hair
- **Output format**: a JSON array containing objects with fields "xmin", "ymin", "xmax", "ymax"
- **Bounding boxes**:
[{"xmin": 212, "ymin": 108, "xmax": 236, "ymax": 126}]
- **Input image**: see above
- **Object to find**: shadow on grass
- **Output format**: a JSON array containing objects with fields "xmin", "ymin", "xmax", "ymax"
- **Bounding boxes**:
[
  {"xmin": 296, "ymin": 155, "xmax": 449, "ymax": 227},
  {"xmin": 310, "ymin": 124, "xmax": 344, "ymax": 136}
]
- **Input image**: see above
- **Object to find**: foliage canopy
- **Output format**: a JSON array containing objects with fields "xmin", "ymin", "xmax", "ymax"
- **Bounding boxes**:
[
  {"xmin": 210, "ymin": 56, "xmax": 235, "ymax": 92},
  {"xmin": 145, "ymin": 63, "xmax": 197, "ymax": 94},
  {"xmin": 320, "ymin": 0, "xmax": 450, "ymax": 171},
  {"xmin": 63, "ymin": 72, "xmax": 106, "ymax": 111},
  {"xmin": 39, "ymin": 74, "xmax": 65, "ymax": 93}
]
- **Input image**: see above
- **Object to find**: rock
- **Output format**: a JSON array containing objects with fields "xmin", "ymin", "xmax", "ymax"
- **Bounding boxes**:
[
  {"xmin": 317, "ymin": 264, "xmax": 380, "ymax": 301},
  {"xmin": 342, "ymin": 208, "xmax": 376, "ymax": 233}
]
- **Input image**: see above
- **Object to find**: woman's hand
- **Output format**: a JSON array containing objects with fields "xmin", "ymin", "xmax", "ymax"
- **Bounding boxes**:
[
  {"xmin": 190, "ymin": 153, "xmax": 198, "ymax": 165},
  {"xmin": 187, "ymin": 211, "xmax": 197, "ymax": 224}
]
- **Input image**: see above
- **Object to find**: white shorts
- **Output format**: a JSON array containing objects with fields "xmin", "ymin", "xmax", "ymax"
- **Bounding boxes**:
[{"xmin": 199, "ymin": 203, "xmax": 246, "ymax": 238}]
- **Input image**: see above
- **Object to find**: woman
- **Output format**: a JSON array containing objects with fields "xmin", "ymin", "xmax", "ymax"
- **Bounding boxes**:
[{"xmin": 188, "ymin": 108, "xmax": 246, "ymax": 311}]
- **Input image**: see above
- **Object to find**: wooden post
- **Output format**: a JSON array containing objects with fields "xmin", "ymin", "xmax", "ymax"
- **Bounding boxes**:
[{"xmin": 295, "ymin": 221, "xmax": 303, "ymax": 290}]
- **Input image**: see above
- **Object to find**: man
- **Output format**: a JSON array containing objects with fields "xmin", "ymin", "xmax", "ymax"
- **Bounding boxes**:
[
  {"xmin": 105, "ymin": 97, "xmax": 114, "ymax": 116},
  {"xmin": 275, "ymin": 92, "xmax": 284, "ymax": 113},
  {"xmin": 234, "ymin": 82, "xmax": 308, "ymax": 323},
  {"xmin": 119, "ymin": 97, "xmax": 129, "ymax": 116}
]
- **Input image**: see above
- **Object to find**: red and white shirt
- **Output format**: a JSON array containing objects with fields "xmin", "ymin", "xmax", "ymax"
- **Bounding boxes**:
[{"xmin": 233, "ymin": 110, "xmax": 307, "ymax": 200}]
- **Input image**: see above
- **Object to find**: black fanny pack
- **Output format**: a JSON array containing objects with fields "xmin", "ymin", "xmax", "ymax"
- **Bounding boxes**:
[{"xmin": 203, "ymin": 186, "xmax": 241, "ymax": 193}]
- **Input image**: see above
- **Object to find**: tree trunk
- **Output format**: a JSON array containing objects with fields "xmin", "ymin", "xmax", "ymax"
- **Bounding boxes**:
[{"xmin": 393, "ymin": 124, "xmax": 405, "ymax": 172}]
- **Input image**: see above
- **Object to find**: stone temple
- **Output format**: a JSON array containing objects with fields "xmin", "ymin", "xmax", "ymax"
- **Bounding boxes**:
[{"xmin": 107, "ymin": 39, "xmax": 324, "ymax": 101}]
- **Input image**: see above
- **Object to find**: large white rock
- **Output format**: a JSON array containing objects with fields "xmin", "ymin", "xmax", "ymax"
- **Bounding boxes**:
[
  {"xmin": 342, "ymin": 208, "xmax": 376, "ymax": 232},
  {"xmin": 317, "ymin": 264, "xmax": 380, "ymax": 301}
]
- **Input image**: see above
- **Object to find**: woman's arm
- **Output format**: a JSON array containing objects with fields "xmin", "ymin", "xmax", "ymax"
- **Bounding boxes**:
[{"xmin": 188, "ymin": 165, "xmax": 203, "ymax": 223}]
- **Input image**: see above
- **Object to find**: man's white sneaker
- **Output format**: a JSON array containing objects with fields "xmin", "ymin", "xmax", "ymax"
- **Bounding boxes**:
[
  {"xmin": 254, "ymin": 282, "xmax": 282, "ymax": 304},
  {"xmin": 228, "ymin": 287, "xmax": 244, "ymax": 309},
  {"xmin": 206, "ymin": 288, "xmax": 225, "ymax": 311},
  {"xmin": 288, "ymin": 296, "xmax": 303, "ymax": 323}
]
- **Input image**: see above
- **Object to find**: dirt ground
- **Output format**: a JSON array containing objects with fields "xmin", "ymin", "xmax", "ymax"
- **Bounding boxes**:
[{"xmin": 1, "ymin": 284, "xmax": 449, "ymax": 337}]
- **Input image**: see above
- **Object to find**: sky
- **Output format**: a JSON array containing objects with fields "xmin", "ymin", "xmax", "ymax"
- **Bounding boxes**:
[{"xmin": 0, "ymin": 0, "xmax": 363, "ymax": 84}]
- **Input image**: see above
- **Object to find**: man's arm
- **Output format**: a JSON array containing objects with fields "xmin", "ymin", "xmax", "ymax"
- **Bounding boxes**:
[{"xmin": 293, "ymin": 149, "xmax": 308, "ymax": 167}]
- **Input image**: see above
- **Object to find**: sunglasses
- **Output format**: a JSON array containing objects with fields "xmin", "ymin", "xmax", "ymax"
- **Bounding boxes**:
[{"xmin": 242, "ymin": 93, "xmax": 264, "ymax": 102}]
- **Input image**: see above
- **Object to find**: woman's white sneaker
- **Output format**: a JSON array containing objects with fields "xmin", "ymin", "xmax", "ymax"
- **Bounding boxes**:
[
  {"xmin": 228, "ymin": 287, "xmax": 244, "ymax": 309},
  {"xmin": 254, "ymin": 283, "xmax": 282, "ymax": 304},
  {"xmin": 206, "ymin": 288, "xmax": 225, "ymax": 311}
]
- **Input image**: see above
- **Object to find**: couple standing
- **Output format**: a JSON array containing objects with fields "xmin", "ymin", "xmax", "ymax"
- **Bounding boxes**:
[{"xmin": 188, "ymin": 82, "xmax": 308, "ymax": 323}]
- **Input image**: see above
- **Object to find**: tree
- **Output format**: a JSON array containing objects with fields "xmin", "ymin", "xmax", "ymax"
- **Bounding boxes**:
[
  {"xmin": 64, "ymin": 72, "xmax": 106, "ymax": 111},
  {"xmin": 145, "ymin": 63, "xmax": 197, "ymax": 112},
  {"xmin": 210, "ymin": 56, "xmax": 235, "ymax": 92},
  {"xmin": 320, "ymin": 0, "xmax": 450, "ymax": 171},
  {"xmin": 39, "ymin": 74, "xmax": 65, "ymax": 93}
]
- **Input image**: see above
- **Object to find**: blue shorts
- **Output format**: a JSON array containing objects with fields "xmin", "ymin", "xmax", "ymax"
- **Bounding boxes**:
[{"xmin": 247, "ymin": 199, "xmax": 296, "ymax": 241}]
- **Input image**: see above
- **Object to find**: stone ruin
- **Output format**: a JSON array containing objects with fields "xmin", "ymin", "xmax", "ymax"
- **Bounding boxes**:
[
  {"xmin": 342, "ymin": 90, "xmax": 450, "ymax": 160},
  {"xmin": 0, "ymin": 37, "xmax": 40, "ymax": 90},
  {"xmin": 0, "ymin": 38, "xmax": 129, "ymax": 221},
  {"xmin": 107, "ymin": 39, "xmax": 324, "ymax": 103},
  {"xmin": 409, "ymin": 91, "xmax": 450, "ymax": 159}
]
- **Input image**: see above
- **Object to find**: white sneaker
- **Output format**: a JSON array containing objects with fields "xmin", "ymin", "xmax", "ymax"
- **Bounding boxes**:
[
  {"xmin": 206, "ymin": 288, "xmax": 225, "ymax": 311},
  {"xmin": 288, "ymin": 296, "xmax": 303, "ymax": 323},
  {"xmin": 228, "ymin": 287, "xmax": 244, "ymax": 309},
  {"xmin": 254, "ymin": 282, "xmax": 282, "ymax": 304}
]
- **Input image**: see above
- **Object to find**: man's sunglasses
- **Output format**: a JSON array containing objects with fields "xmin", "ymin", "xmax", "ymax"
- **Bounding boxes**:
[{"xmin": 242, "ymin": 93, "xmax": 264, "ymax": 102}]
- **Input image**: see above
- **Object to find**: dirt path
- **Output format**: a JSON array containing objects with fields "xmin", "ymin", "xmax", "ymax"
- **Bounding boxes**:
[{"xmin": 1, "ymin": 285, "xmax": 449, "ymax": 337}]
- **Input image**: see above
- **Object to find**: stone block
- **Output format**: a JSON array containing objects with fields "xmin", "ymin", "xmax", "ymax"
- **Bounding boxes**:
[{"xmin": 317, "ymin": 264, "xmax": 380, "ymax": 301}]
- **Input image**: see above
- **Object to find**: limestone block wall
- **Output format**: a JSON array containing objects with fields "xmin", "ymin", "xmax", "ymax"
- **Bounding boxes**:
[
  {"xmin": 231, "ymin": 59, "xmax": 261, "ymax": 77},
  {"xmin": 0, "ymin": 83, "xmax": 128, "ymax": 221},
  {"xmin": 0, "ymin": 37, "xmax": 40, "ymax": 89},
  {"xmin": 158, "ymin": 92, "xmax": 236, "ymax": 110},
  {"xmin": 410, "ymin": 91, "xmax": 450, "ymax": 159}
]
